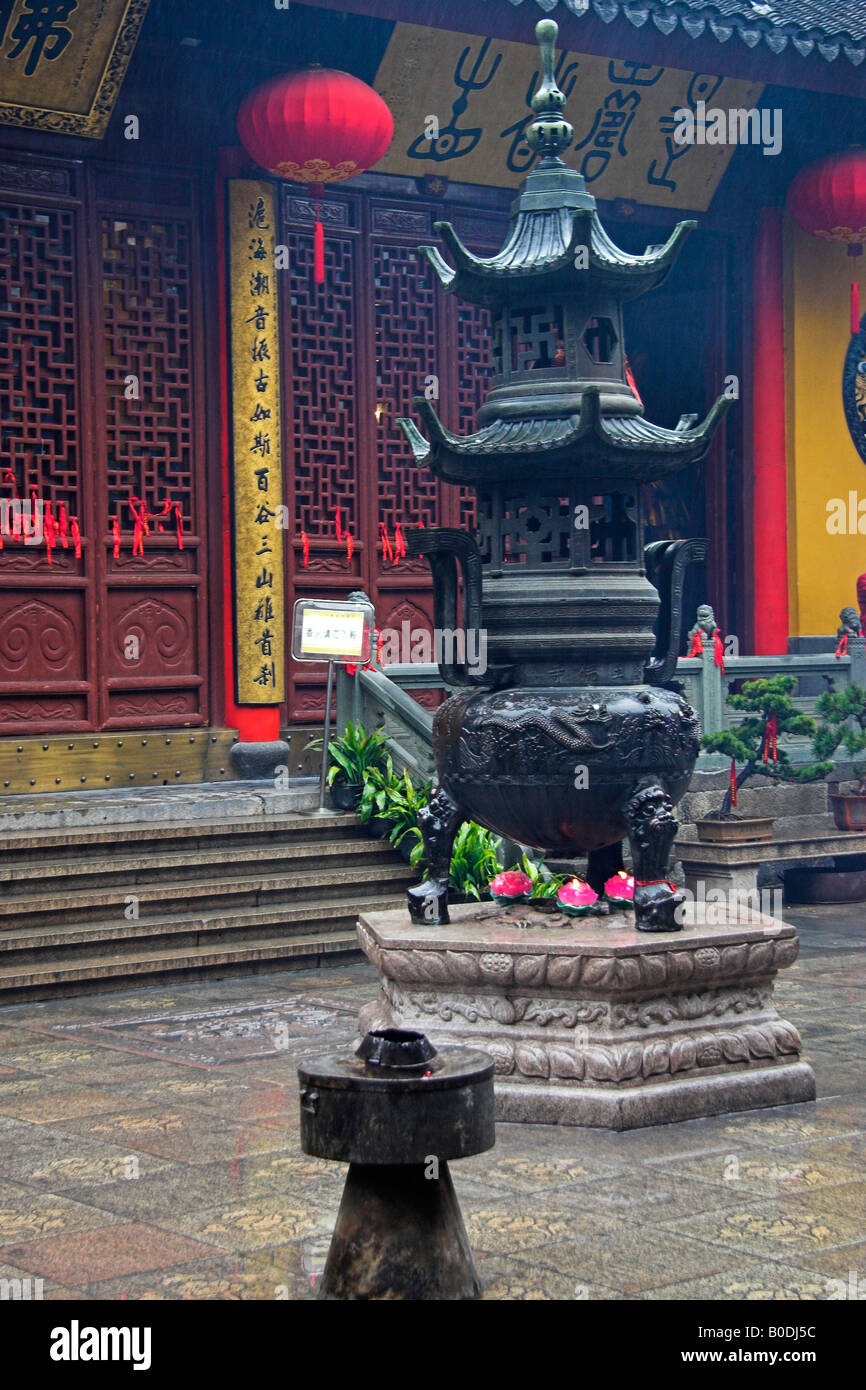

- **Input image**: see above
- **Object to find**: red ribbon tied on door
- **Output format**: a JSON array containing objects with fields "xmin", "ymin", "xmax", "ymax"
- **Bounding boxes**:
[{"xmin": 128, "ymin": 497, "xmax": 151, "ymax": 557}]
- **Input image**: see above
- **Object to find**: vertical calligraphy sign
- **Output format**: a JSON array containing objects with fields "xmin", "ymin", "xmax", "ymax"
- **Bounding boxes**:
[{"xmin": 227, "ymin": 179, "xmax": 285, "ymax": 704}]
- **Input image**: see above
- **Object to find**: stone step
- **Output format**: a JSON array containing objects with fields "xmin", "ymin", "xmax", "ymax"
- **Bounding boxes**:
[
  {"xmin": 0, "ymin": 894, "xmax": 402, "ymax": 966},
  {"xmin": 0, "ymin": 779, "xmax": 321, "ymax": 834},
  {"xmin": 0, "ymin": 810, "xmax": 363, "ymax": 859},
  {"xmin": 0, "ymin": 928, "xmax": 363, "ymax": 1002},
  {"xmin": 0, "ymin": 834, "xmax": 401, "ymax": 890},
  {"xmin": 0, "ymin": 858, "xmax": 416, "ymax": 929},
  {"xmin": 0, "ymin": 790, "xmax": 410, "ymax": 1001}
]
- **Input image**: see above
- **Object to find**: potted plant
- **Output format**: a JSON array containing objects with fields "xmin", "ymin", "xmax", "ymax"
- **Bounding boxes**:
[
  {"xmin": 307, "ymin": 719, "xmax": 389, "ymax": 811},
  {"xmin": 369, "ymin": 763, "xmax": 432, "ymax": 860},
  {"xmin": 812, "ymin": 685, "xmax": 866, "ymax": 831},
  {"xmin": 698, "ymin": 675, "xmax": 832, "ymax": 843}
]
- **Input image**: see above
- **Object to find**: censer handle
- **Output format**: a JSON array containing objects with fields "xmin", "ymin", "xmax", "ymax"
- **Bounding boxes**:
[
  {"xmin": 644, "ymin": 537, "xmax": 708, "ymax": 685},
  {"xmin": 405, "ymin": 527, "xmax": 495, "ymax": 687}
]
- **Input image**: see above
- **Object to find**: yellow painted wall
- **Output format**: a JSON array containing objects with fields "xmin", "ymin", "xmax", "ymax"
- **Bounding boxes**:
[{"xmin": 786, "ymin": 220, "xmax": 865, "ymax": 635}]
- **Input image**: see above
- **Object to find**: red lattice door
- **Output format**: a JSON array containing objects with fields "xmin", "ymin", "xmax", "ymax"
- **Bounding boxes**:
[
  {"xmin": 279, "ymin": 188, "xmax": 501, "ymax": 719},
  {"xmin": 0, "ymin": 156, "xmax": 210, "ymax": 734}
]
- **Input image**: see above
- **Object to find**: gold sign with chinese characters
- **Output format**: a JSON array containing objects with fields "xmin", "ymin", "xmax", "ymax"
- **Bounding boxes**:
[
  {"xmin": 374, "ymin": 23, "xmax": 763, "ymax": 211},
  {"xmin": 0, "ymin": 0, "xmax": 150, "ymax": 139},
  {"xmin": 228, "ymin": 179, "xmax": 285, "ymax": 705}
]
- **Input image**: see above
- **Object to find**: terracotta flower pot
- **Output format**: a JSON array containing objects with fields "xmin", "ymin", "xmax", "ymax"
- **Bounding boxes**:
[
  {"xmin": 695, "ymin": 817, "xmax": 774, "ymax": 844},
  {"xmin": 829, "ymin": 793, "xmax": 866, "ymax": 833}
]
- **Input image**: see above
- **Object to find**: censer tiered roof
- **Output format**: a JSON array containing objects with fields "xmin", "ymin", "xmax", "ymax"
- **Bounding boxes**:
[{"xmin": 399, "ymin": 19, "xmax": 729, "ymax": 485}]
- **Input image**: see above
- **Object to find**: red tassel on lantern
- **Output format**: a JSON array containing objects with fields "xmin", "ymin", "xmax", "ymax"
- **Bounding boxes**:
[
  {"xmin": 380, "ymin": 522, "xmax": 393, "ymax": 563},
  {"xmin": 345, "ymin": 532, "xmax": 353, "ymax": 562},
  {"xmin": 174, "ymin": 503, "xmax": 184, "ymax": 551},
  {"xmin": 58, "ymin": 501, "xmax": 69, "ymax": 549},
  {"xmin": 71, "ymin": 516, "xmax": 82, "ymax": 559},
  {"xmin": 112, "ymin": 515, "xmax": 121, "ymax": 559},
  {"xmin": 394, "ymin": 522, "xmax": 406, "ymax": 561},
  {"xmin": 301, "ymin": 530, "xmax": 310, "ymax": 567}
]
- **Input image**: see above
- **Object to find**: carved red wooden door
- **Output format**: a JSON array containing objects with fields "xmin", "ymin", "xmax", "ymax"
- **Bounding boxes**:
[
  {"xmin": 279, "ymin": 185, "xmax": 502, "ymax": 719},
  {"xmin": 0, "ymin": 154, "xmax": 210, "ymax": 734}
]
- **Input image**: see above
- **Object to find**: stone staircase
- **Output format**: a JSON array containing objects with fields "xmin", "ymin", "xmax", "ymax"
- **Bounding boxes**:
[{"xmin": 0, "ymin": 786, "xmax": 414, "ymax": 1002}]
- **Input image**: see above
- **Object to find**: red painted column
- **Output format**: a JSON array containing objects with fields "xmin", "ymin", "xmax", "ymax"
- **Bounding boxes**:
[
  {"xmin": 217, "ymin": 148, "xmax": 280, "ymax": 745},
  {"xmin": 752, "ymin": 208, "xmax": 790, "ymax": 655}
]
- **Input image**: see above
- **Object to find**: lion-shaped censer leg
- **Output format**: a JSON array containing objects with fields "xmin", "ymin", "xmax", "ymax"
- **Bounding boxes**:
[
  {"xmin": 407, "ymin": 781, "xmax": 464, "ymax": 925},
  {"xmin": 625, "ymin": 776, "xmax": 684, "ymax": 932}
]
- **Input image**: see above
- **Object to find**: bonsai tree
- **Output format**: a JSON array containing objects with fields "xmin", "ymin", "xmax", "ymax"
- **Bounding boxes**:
[
  {"xmin": 701, "ymin": 675, "xmax": 832, "ymax": 818},
  {"xmin": 812, "ymin": 685, "xmax": 866, "ymax": 794}
]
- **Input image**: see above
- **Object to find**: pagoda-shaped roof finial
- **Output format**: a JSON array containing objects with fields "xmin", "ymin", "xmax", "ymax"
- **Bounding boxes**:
[{"xmin": 525, "ymin": 20, "xmax": 573, "ymax": 165}]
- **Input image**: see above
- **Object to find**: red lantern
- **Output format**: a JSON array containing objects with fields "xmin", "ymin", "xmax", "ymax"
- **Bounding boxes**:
[
  {"xmin": 237, "ymin": 67, "xmax": 393, "ymax": 284},
  {"xmin": 787, "ymin": 150, "xmax": 866, "ymax": 334}
]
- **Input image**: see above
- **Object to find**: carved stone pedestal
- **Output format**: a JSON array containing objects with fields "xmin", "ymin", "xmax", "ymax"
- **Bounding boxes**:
[{"xmin": 356, "ymin": 903, "xmax": 816, "ymax": 1131}]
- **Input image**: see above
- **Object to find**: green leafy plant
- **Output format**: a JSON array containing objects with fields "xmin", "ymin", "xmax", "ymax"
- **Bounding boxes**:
[
  {"xmin": 812, "ymin": 685, "xmax": 866, "ymax": 794},
  {"xmin": 518, "ymin": 852, "xmax": 569, "ymax": 898},
  {"xmin": 306, "ymin": 719, "xmax": 389, "ymax": 787},
  {"xmin": 410, "ymin": 818, "xmax": 503, "ymax": 899},
  {"xmin": 359, "ymin": 757, "xmax": 432, "ymax": 848},
  {"xmin": 701, "ymin": 675, "xmax": 833, "ymax": 818},
  {"xmin": 447, "ymin": 822, "xmax": 503, "ymax": 900}
]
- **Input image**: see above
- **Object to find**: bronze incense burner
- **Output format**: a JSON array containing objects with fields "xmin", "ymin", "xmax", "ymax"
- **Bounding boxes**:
[{"xmin": 400, "ymin": 21, "xmax": 729, "ymax": 931}]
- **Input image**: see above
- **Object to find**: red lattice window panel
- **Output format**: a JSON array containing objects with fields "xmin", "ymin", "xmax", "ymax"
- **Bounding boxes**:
[
  {"xmin": 454, "ymin": 300, "xmax": 492, "ymax": 534},
  {"xmin": 101, "ymin": 214, "xmax": 195, "ymax": 530},
  {"xmin": 286, "ymin": 230, "xmax": 359, "ymax": 540},
  {"xmin": 374, "ymin": 242, "xmax": 441, "ymax": 535},
  {"xmin": 0, "ymin": 201, "xmax": 80, "ymax": 527}
]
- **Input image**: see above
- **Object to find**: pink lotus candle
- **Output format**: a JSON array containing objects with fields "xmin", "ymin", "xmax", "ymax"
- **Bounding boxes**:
[
  {"xmin": 489, "ymin": 870, "xmax": 533, "ymax": 903},
  {"xmin": 604, "ymin": 871, "xmax": 635, "ymax": 907},
  {"xmin": 557, "ymin": 877, "xmax": 598, "ymax": 916}
]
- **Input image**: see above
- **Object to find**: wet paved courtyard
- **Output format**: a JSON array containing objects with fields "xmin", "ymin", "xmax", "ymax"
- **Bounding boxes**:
[{"xmin": 0, "ymin": 903, "xmax": 863, "ymax": 1301}]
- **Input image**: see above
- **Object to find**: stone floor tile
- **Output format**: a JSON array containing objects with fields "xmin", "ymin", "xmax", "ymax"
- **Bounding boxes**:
[
  {"xmin": 150, "ymin": 1193, "xmax": 337, "ymax": 1253},
  {"xmin": 50, "ymin": 1106, "xmax": 291, "ymax": 1165},
  {"xmin": 0, "ymin": 1220, "xmax": 221, "ymax": 1287},
  {"xmin": 535, "ymin": 1231, "xmax": 735, "ymax": 1295},
  {"xmin": 659, "ymin": 1191, "xmax": 866, "ymax": 1258},
  {"xmin": 652, "ymin": 1147, "xmax": 866, "ymax": 1198},
  {"xmin": 0, "ymin": 1185, "xmax": 119, "ymax": 1245},
  {"xmin": 636, "ymin": 1261, "xmax": 841, "ymax": 1300}
]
